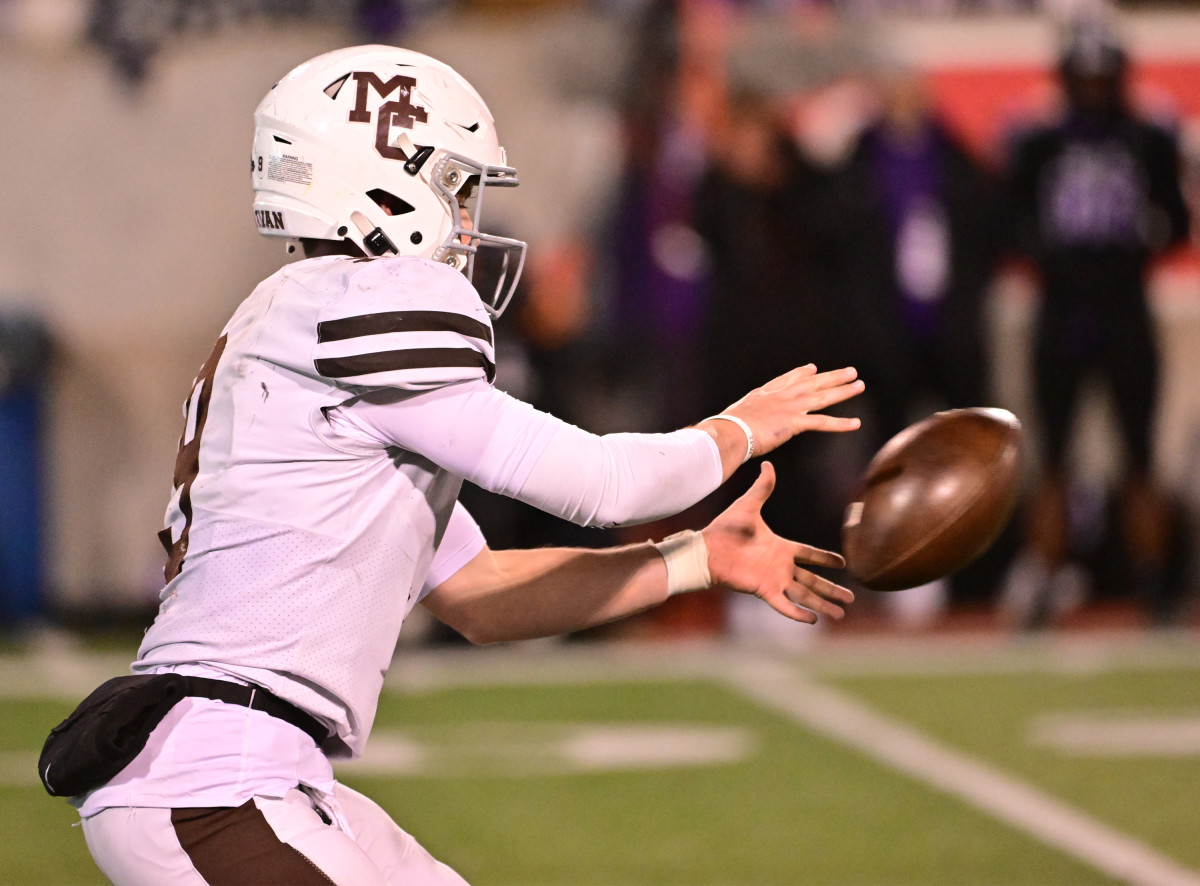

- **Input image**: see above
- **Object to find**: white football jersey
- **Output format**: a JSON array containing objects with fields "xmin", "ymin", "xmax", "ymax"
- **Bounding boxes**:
[{"xmin": 135, "ymin": 255, "xmax": 494, "ymax": 757}]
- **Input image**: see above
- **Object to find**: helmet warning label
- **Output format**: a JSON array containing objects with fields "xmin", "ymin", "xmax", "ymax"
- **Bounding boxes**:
[{"xmin": 268, "ymin": 154, "xmax": 313, "ymax": 186}]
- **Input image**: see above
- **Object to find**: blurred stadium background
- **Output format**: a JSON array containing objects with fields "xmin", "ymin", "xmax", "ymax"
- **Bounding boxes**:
[{"xmin": 2, "ymin": 0, "xmax": 1200, "ymax": 883}]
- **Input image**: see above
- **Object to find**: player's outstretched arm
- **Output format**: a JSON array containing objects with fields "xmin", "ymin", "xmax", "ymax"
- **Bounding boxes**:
[
  {"xmin": 420, "ymin": 462, "xmax": 853, "ymax": 644},
  {"xmin": 343, "ymin": 364, "xmax": 861, "ymax": 530},
  {"xmin": 697, "ymin": 364, "xmax": 864, "ymax": 481}
]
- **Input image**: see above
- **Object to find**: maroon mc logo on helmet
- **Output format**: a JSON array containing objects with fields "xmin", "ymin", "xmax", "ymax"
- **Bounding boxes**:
[{"xmin": 346, "ymin": 73, "xmax": 429, "ymax": 161}]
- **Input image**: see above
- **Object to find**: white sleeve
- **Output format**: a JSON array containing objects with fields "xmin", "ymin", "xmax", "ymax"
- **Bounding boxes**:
[
  {"xmin": 337, "ymin": 379, "xmax": 723, "ymax": 528},
  {"xmin": 420, "ymin": 502, "xmax": 486, "ymax": 599}
]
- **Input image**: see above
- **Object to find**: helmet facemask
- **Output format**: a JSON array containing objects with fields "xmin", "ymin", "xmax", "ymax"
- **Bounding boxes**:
[{"xmin": 426, "ymin": 150, "xmax": 527, "ymax": 317}]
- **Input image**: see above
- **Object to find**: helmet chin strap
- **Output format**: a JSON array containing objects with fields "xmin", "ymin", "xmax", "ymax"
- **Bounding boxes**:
[{"xmin": 350, "ymin": 211, "xmax": 398, "ymax": 256}]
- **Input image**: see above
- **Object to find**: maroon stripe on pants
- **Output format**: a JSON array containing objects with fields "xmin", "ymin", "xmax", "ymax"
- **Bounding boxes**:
[{"xmin": 171, "ymin": 802, "xmax": 336, "ymax": 885}]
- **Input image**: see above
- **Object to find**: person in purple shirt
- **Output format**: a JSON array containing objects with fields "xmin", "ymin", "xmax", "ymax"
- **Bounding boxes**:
[{"xmin": 819, "ymin": 68, "xmax": 1008, "ymax": 611}]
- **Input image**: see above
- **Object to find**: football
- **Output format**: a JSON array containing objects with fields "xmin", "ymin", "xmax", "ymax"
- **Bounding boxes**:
[{"xmin": 841, "ymin": 408, "xmax": 1023, "ymax": 592}]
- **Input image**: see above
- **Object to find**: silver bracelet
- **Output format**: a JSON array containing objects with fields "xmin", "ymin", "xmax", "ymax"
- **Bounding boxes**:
[{"xmin": 704, "ymin": 413, "xmax": 755, "ymax": 464}]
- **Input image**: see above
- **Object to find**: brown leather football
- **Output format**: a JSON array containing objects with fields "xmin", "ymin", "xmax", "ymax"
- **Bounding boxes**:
[{"xmin": 842, "ymin": 408, "xmax": 1023, "ymax": 592}]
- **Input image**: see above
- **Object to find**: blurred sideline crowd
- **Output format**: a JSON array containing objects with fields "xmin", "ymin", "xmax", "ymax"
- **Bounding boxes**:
[
  {"xmin": 1, "ymin": 0, "xmax": 1198, "ymax": 645},
  {"xmin": 453, "ymin": 1, "xmax": 1198, "ymax": 642}
]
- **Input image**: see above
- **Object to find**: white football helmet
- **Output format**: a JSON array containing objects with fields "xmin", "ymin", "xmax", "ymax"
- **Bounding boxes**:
[{"xmin": 252, "ymin": 45, "xmax": 526, "ymax": 316}]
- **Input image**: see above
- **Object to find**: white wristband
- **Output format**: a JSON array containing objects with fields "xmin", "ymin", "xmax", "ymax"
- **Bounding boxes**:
[
  {"xmin": 705, "ymin": 414, "xmax": 755, "ymax": 464},
  {"xmin": 653, "ymin": 530, "xmax": 712, "ymax": 596}
]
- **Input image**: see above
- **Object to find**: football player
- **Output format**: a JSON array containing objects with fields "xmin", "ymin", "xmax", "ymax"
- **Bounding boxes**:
[
  {"xmin": 68, "ymin": 46, "xmax": 864, "ymax": 885},
  {"xmin": 1002, "ymin": 22, "xmax": 1191, "ymax": 626}
]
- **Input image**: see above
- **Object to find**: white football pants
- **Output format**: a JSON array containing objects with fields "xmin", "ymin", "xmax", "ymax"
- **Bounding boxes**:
[{"xmin": 81, "ymin": 783, "xmax": 469, "ymax": 885}]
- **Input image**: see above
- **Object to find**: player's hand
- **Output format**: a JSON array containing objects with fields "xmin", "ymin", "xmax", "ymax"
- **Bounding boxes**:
[
  {"xmin": 701, "ymin": 461, "xmax": 854, "ymax": 624},
  {"xmin": 697, "ymin": 364, "xmax": 864, "ymax": 480}
]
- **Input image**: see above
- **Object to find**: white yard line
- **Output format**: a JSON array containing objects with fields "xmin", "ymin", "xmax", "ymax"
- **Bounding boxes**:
[
  {"xmin": 1029, "ymin": 712, "xmax": 1200, "ymax": 756},
  {"xmin": 720, "ymin": 655, "xmax": 1200, "ymax": 886},
  {"xmin": 386, "ymin": 640, "xmax": 725, "ymax": 692},
  {"xmin": 334, "ymin": 724, "xmax": 755, "ymax": 778},
  {"xmin": 0, "ymin": 647, "xmax": 129, "ymax": 699}
]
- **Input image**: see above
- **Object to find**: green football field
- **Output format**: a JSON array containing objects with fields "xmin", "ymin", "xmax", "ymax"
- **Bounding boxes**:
[{"xmin": 3, "ymin": 632, "xmax": 1199, "ymax": 885}]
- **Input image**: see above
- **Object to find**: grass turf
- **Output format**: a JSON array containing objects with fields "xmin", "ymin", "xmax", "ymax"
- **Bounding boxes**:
[
  {"xmin": 349, "ymin": 679, "xmax": 1112, "ymax": 885},
  {"xmin": 828, "ymin": 665, "xmax": 1200, "ymax": 872},
  {"xmin": 6, "ymin": 643, "xmax": 1197, "ymax": 884}
]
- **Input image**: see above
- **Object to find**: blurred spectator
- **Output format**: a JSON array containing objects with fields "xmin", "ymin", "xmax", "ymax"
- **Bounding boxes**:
[
  {"xmin": 1000, "ymin": 20, "xmax": 1192, "ymax": 628},
  {"xmin": 584, "ymin": 0, "xmax": 730, "ymax": 638},
  {"xmin": 819, "ymin": 66, "xmax": 1008, "ymax": 620},
  {"xmin": 694, "ymin": 92, "xmax": 843, "ymax": 552},
  {"xmin": 824, "ymin": 68, "xmax": 1004, "ymax": 442},
  {"xmin": 693, "ymin": 90, "xmax": 855, "ymax": 644},
  {"xmin": 605, "ymin": 0, "xmax": 719, "ymax": 436},
  {"xmin": 88, "ymin": 0, "xmax": 417, "ymax": 85},
  {"xmin": 0, "ymin": 313, "xmax": 53, "ymax": 636}
]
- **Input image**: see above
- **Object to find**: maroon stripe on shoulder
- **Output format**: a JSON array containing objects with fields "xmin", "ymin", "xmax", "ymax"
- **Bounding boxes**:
[
  {"xmin": 171, "ymin": 802, "xmax": 336, "ymax": 886},
  {"xmin": 317, "ymin": 310, "xmax": 493, "ymax": 346},
  {"xmin": 315, "ymin": 346, "xmax": 495, "ymax": 383}
]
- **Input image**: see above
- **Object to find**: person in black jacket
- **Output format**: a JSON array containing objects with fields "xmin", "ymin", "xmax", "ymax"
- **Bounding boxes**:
[
  {"xmin": 820, "ymin": 68, "xmax": 1008, "ymax": 617},
  {"xmin": 1002, "ymin": 22, "xmax": 1191, "ymax": 626},
  {"xmin": 694, "ymin": 94, "xmax": 846, "ymax": 560},
  {"xmin": 826, "ymin": 69, "xmax": 1005, "ymax": 450}
]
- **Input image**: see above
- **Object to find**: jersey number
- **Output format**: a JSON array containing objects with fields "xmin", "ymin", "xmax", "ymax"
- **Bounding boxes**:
[{"xmin": 158, "ymin": 335, "xmax": 227, "ymax": 583}]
